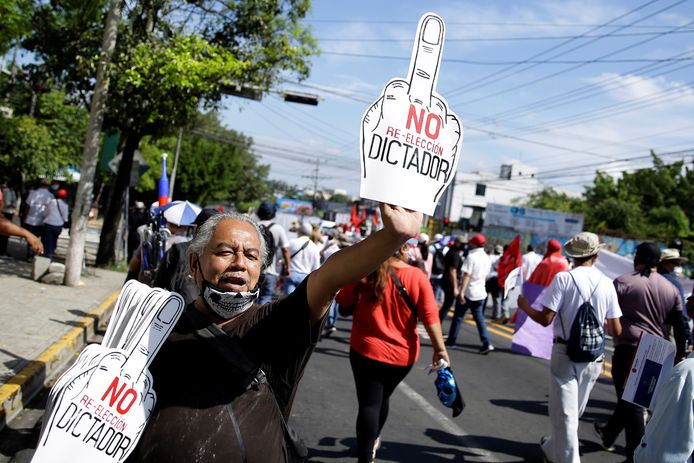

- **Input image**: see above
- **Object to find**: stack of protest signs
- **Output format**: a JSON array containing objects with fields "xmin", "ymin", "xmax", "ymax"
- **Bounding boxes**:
[{"xmin": 32, "ymin": 281, "xmax": 184, "ymax": 463}]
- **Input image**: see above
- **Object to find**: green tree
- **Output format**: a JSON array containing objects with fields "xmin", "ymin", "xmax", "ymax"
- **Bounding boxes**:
[
  {"xmin": 138, "ymin": 113, "xmax": 270, "ymax": 210},
  {"xmin": 0, "ymin": 0, "xmax": 32, "ymax": 54},
  {"xmin": 25, "ymin": 0, "xmax": 317, "ymax": 265},
  {"xmin": 0, "ymin": 90, "xmax": 87, "ymax": 180},
  {"xmin": 522, "ymin": 187, "xmax": 586, "ymax": 214}
]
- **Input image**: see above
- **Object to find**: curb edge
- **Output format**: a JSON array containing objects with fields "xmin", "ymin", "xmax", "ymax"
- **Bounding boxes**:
[{"xmin": 0, "ymin": 289, "xmax": 120, "ymax": 432}]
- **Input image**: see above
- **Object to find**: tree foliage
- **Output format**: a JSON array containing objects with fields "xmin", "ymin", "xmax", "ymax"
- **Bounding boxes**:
[
  {"xmin": 137, "ymin": 112, "xmax": 270, "ymax": 211},
  {"xmin": 0, "ymin": 0, "xmax": 32, "ymax": 54},
  {"xmin": 0, "ymin": 90, "xmax": 87, "ymax": 180},
  {"xmin": 523, "ymin": 153, "xmax": 694, "ymax": 245},
  {"xmin": 23, "ymin": 0, "xmax": 318, "ymax": 265}
]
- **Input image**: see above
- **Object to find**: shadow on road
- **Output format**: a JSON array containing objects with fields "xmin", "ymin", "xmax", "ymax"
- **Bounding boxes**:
[{"xmin": 489, "ymin": 398, "xmax": 547, "ymax": 416}]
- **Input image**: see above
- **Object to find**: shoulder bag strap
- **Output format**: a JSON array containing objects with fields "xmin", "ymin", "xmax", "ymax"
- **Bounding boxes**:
[
  {"xmin": 291, "ymin": 239, "xmax": 309, "ymax": 258},
  {"xmin": 183, "ymin": 308, "xmax": 305, "ymax": 461},
  {"xmin": 388, "ymin": 268, "xmax": 418, "ymax": 319}
]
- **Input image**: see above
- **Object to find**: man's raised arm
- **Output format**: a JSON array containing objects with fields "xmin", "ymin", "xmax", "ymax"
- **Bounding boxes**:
[{"xmin": 305, "ymin": 204, "xmax": 422, "ymax": 323}]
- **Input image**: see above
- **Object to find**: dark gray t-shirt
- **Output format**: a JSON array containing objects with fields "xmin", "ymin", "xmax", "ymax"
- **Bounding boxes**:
[
  {"xmin": 128, "ymin": 278, "xmax": 321, "ymax": 462},
  {"xmin": 613, "ymin": 271, "xmax": 682, "ymax": 346}
]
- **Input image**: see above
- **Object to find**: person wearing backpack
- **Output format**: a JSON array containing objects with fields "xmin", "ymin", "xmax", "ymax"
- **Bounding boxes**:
[
  {"xmin": 596, "ymin": 242, "xmax": 690, "ymax": 462},
  {"xmin": 517, "ymin": 231, "xmax": 622, "ymax": 463},
  {"xmin": 257, "ymin": 200, "xmax": 291, "ymax": 304}
]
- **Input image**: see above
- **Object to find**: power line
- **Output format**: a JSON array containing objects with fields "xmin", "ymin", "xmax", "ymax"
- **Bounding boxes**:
[
  {"xmin": 309, "ymin": 19, "xmax": 693, "ymax": 29},
  {"xmin": 476, "ymin": 50, "xmax": 694, "ymax": 123},
  {"xmin": 516, "ymin": 78, "xmax": 694, "ymax": 133},
  {"xmin": 452, "ymin": 12, "xmax": 694, "ymax": 106},
  {"xmin": 319, "ymin": 51, "xmax": 694, "ymax": 66},
  {"xmin": 443, "ymin": 0, "xmax": 674, "ymax": 98},
  {"xmin": 316, "ymin": 29, "xmax": 694, "ymax": 43}
]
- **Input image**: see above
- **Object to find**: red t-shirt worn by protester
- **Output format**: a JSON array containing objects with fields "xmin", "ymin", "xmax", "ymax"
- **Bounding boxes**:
[
  {"xmin": 336, "ymin": 265, "xmax": 440, "ymax": 366},
  {"xmin": 528, "ymin": 252, "xmax": 569, "ymax": 287}
]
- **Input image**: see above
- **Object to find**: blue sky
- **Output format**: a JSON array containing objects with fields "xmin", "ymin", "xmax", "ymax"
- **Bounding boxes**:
[{"xmin": 220, "ymin": 0, "xmax": 694, "ymax": 199}]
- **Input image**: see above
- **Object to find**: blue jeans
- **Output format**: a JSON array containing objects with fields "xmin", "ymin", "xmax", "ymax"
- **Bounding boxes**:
[
  {"xmin": 446, "ymin": 297, "xmax": 491, "ymax": 348},
  {"xmin": 283, "ymin": 271, "xmax": 308, "ymax": 296},
  {"xmin": 430, "ymin": 277, "xmax": 444, "ymax": 306},
  {"xmin": 326, "ymin": 299, "xmax": 339, "ymax": 328},
  {"xmin": 42, "ymin": 223, "xmax": 63, "ymax": 259},
  {"xmin": 258, "ymin": 273, "xmax": 277, "ymax": 305}
]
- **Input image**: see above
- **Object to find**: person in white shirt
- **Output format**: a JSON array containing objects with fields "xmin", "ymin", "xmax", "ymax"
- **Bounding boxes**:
[
  {"xmin": 517, "ymin": 231, "xmax": 622, "ymax": 463},
  {"xmin": 522, "ymin": 244, "xmax": 543, "ymax": 280},
  {"xmin": 256, "ymin": 200, "xmax": 291, "ymax": 304},
  {"xmin": 41, "ymin": 189, "xmax": 70, "ymax": 259},
  {"xmin": 22, "ymin": 180, "xmax": 54, "ymax": 254},
  {"xmin": 633, "ymin": 352, "xmax": 694, "ymax": 463},
  {"xmin": 284, "ymin": 222, "xmax": 320, "ymax": 295},
  {"xmin": 444, "ymin": 233, "xmax": 494, "ymax": 354}
]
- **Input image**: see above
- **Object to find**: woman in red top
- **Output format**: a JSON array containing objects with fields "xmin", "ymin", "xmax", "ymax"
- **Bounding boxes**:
[{"xmin": 336, "ymin": 242, "xmax": 449, "ymax": 463}]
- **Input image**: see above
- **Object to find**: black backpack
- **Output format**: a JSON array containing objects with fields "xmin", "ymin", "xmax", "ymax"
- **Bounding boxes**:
[
  {"xmin": 432, "ymin": 246, "xmax": 445, "ymax": 275},
  {"xmin": 260, "ymin": 222, "xmax": 277, "ymax": 270},
  {"xmin": 559, "ymin": 272, "xmax": 605, "ymax": 363}
]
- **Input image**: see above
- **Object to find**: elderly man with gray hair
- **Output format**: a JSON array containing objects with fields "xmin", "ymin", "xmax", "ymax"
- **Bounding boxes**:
[{"xmin": 127, "ymin": 205, "xmax": 423, "ymax": 463}]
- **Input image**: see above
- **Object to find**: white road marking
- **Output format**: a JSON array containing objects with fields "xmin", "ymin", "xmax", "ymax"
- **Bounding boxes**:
[{"xmin": 397, "ymin": 381, "xmax": 502, "ymax": 462}]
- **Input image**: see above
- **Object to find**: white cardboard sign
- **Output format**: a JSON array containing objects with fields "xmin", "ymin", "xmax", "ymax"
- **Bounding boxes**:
[
  {"xmin": 504, "ymin": 266, "xmax": 523, "ymax": 299},
  {"xmin": 360, "ymin": 12, "xmax": 463, "ymax": 215},
  {"xmin": 32, "ymin": 281, "xmax": 184, "ymax": 463},
  {"xmin": 622, "ymin": 331, "xmax": 676, "ymax": 410}
]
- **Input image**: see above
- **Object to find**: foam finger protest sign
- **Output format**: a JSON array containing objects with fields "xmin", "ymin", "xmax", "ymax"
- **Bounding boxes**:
[
  {"xmin": 360, "ymin": 12, "xmax": 463, "ymax": 215},
  {"xmin": 32, "ymin": 281, "xmax": 184, "ymax": 463}
]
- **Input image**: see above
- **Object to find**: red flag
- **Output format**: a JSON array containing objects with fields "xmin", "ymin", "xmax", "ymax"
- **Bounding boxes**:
[
  {"xmin": 497, "ymin": 235, "xmax": 522, "ymax": 288},
  {"xmin": 350, "ymin": 204, "xmax": 361, "ymax": 229}
]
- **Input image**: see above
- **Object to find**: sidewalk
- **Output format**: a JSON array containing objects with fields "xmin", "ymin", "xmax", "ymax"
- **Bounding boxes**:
[{"xmin": 0, "ymin": 237, "xmax": 125, "ymax": 430}]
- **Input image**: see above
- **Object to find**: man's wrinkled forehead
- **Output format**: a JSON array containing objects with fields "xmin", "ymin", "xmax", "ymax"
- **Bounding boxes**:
[{"xmin": 206, "ymin": 219, "xmax": 260, "ymax": 251}]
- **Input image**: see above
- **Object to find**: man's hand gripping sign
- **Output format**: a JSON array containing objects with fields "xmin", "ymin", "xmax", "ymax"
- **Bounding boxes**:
[{"xmin": 361, "ymin": 13, "xmax": 462, "ymax": 215}]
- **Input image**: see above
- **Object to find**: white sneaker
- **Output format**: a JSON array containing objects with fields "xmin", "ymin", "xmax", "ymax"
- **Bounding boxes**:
[
  {"xmin": 371, "ymin": 436, "xmax": 381, "ymax": 461},
  {"xmin": 479, "ymin": 345, "xmax": 495, "ymax": 355}
]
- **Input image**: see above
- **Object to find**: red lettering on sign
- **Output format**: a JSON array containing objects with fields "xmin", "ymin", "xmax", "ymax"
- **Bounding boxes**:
[
  {"xmin": 406, "ymin": 105, "xmax": 424, "ymax": 134},
  {"xmin": 406, "ymin": 104, "xmax": 441, "ymax": 140},
  {"xmin": 425, "ymin": 114, "xmax": 441, "ymax": 139},
  {"xmin": 100, "ymin": 377, "xmax": 137, "ymax": 415}
]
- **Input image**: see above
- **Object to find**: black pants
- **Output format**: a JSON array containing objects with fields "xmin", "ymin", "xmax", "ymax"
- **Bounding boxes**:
[
  {"xmin": 0, "ymin": 212, "xmax": 13, "ymax": 255},
  {"xmin": 350, "ymin": 349, "xmax": 412, "ymax": 463},
  {"xmin": 42, "ymin": 224, "xmax": 62, "ymax": 259},
  {"xmin": 602, "ymin": 344, "xmax": 644, "ymax": 462},
  {"xmin": 438, "ymin": 278, "xmax": 456, "ymax": 326}
]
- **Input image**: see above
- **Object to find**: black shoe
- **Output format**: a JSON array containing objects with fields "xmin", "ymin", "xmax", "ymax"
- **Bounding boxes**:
[
  {"xmin": 593, "ymin": 422, "xmax": 615, "ymax": 452},
  {"xmin": 479, "ymin": 345, "xmax": 495, "ymax": 354}
]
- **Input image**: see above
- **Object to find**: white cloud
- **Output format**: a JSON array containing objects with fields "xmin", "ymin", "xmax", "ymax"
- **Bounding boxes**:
[{"xmin": 590, "ymin": 73, "xmax": 694, "ymax": 105}]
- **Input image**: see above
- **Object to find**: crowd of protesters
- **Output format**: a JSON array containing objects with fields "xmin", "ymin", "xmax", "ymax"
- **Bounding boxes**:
[
  {"xmin": 2, "ymin": 185, "xmax": 693, "ymax": 462},
  {"xmin": 119, "ymin": 197, "xmax": 693, "ymax": 462}
]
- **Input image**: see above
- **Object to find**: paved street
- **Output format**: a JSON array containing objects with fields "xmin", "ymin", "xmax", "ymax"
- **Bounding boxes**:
[
  {"xmin": 0, "ymin": 297, "xmax": 628, "ymax": 463},
  {"xmin": 292, "ymin": 313, "xmax": 627, "ymax": 462}
]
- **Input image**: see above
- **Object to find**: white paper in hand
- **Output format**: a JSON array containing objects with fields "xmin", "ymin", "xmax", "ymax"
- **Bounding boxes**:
[
  {"xmin": 622, "ymin": 331, "xmax": 677, "ymax": 410},
  {"xmin": 360, "ymin": 13, "xmax": 463, "ymax": 215},
  {"xmin": 504, "ymin": 266, "xmax": 523, "ymax": 299}
]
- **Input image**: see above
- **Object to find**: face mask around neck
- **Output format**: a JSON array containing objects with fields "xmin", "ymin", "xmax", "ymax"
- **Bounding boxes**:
[{"xmin": 197, "ymin": 261, "xmax": 259, "ymax": 319}]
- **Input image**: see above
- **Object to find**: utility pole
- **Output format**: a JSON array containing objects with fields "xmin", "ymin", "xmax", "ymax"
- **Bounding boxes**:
[
  {"xmin": 64, "ymin": 0, "xmax": 122, "ymax": 286},
  {"xmin": 302, "ymin": 158, "xmax": 332, "ymax": 209},
  {"xmin": 169, "ymin": 127, "xmax": 183, "ymax": 201}
]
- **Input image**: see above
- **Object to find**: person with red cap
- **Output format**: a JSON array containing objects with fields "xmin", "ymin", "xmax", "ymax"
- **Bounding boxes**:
[
  {"xmin": 41, "ymin": 188, "xmax": 70, "ymax": 259},
  {"xmin": 445, "ymin": 233, "xmax": 494, "ymax": 354}
]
